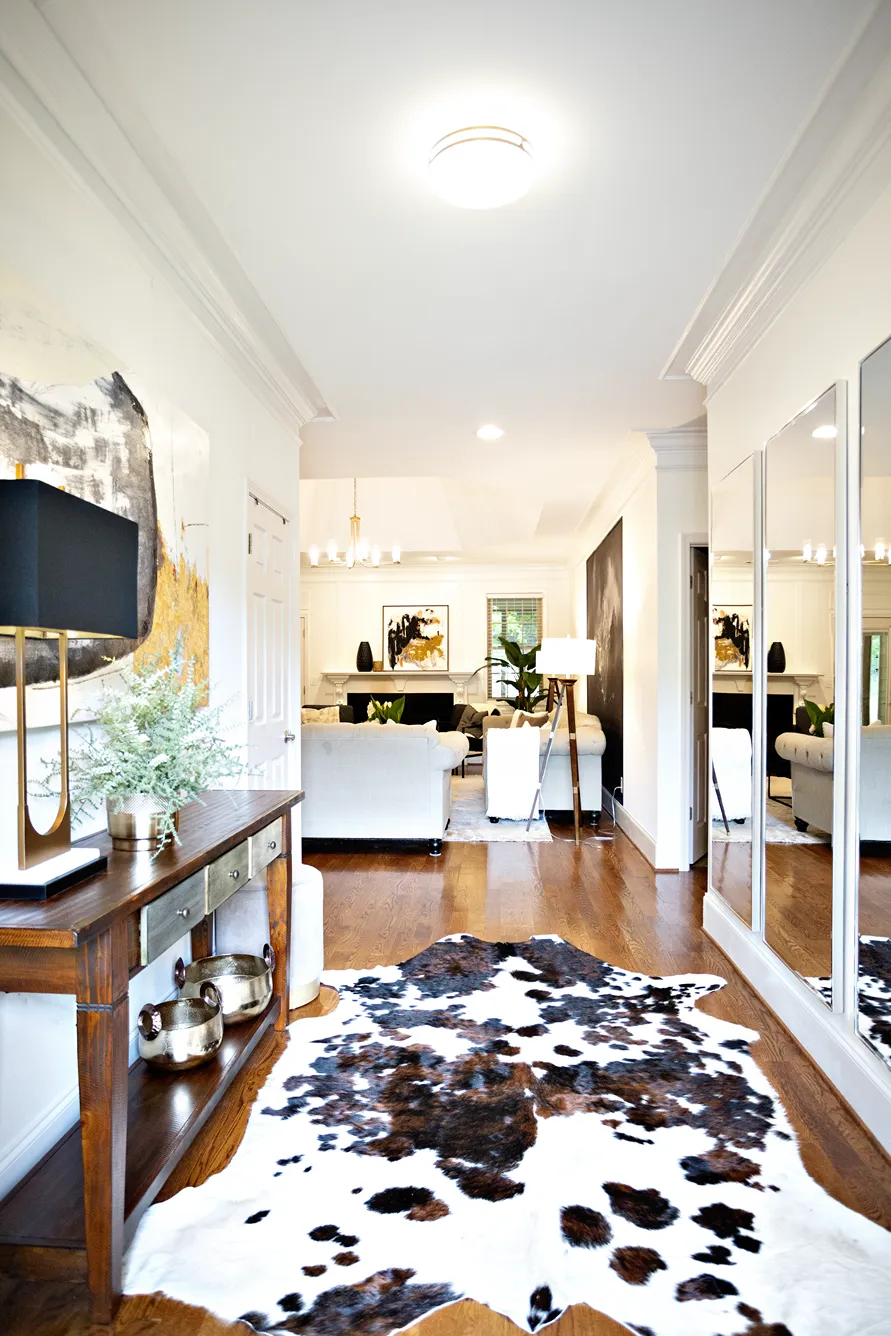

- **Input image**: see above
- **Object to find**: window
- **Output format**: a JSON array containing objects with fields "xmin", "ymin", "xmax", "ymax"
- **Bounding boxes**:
[
  {"xmin": 487, "ymin": 596, "xmax": 543, "ymax": 698},
  {"xmin": 862, "ymin": 630, "xmax": 890, "ymax": 724}
]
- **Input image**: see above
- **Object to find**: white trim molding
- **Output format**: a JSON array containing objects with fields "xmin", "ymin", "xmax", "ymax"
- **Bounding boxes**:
[
  {"xmin": 644, "ymin": 420, "xmax": 708, "ymax": 472},
  {"xmin": 0, "ymin": 0, "xmax": 331, "ymax": 439},
  {"xmin": 613, "ymin": 797, "xmax": 657, "ymax": 869},
  {"xmin": 704, "ymin": 891, "xmax": 891, "ymax": 1156},
  {"xmin": 663, "ymin": 3, "xmax": 891, "ymax": 396}
]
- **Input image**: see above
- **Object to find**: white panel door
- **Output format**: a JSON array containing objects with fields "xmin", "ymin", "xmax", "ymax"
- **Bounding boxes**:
[{"xmin": 247, "ymin": 504, "xmax": 292, "ymax": 788}]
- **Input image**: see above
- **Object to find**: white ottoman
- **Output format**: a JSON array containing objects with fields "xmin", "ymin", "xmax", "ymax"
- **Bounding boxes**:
[
  {"xmin": 213, "ymin": 860, "xmax": 324, "ymax": 1010},
  {"xmin": 711, "ymin": 727, "xmax": 752, "ymax": 822}
]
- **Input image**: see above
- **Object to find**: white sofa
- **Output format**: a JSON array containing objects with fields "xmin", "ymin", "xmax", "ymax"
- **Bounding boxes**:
[
  {"xmin": 301, "ymin": 722, "xmax": 469, "ymax": 854},
  {"xmin": 775, "ymin": 725, "xmax": 891, "ymax": 839},
  {"xmin": 483, "ymin": 711, "xmax": 607, "ymax": 818}
]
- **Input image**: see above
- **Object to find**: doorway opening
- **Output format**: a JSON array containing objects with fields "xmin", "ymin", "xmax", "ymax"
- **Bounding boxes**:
[{"xmin": 690, "ymin": 544, "xmax": 709, "ymax": 865}]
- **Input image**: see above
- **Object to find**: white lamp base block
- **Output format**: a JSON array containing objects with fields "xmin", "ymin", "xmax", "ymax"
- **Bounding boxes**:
[{"xmin": 0, "ymin": 846, "xmax": 107, "ymax": 901}]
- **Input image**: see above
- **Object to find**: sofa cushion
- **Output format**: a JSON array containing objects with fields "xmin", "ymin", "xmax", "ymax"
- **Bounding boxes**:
[
  {"xmin": 302, "ymin": 704, "xmax": 341, "ymax": 724},
  {"xmin": 775, "ymin": 732, "xmax": 833, "ymax": 773}
]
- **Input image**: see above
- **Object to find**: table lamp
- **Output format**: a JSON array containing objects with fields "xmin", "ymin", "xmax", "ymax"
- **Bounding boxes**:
[
  {"xmin": 0, "ymin": 474, "xmax": 139, "ymax": 899},
  {"xmin": 528, "ymin": 636, "xmax": 597, "ymax": 843}
]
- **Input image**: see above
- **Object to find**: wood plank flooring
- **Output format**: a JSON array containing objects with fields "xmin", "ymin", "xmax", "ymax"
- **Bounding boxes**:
[{"xmin": 2, "ymin": 818, "xmax": 889, "ymax": 1335}]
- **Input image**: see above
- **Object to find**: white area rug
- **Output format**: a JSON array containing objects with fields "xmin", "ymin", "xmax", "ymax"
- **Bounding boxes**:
[
  {"xmin": 445, "ymin": 774, "xmax": 552, "ymax": 843},
  {"xmin": 712, "ymin": 799, "xmax": 829, "ymax": 846},
  {"xmin": 124, "ymin": 935, "xmax": 891, "ymax": 1335}
]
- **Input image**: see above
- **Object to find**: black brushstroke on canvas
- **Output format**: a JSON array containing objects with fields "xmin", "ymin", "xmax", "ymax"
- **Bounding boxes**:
[
  {"xmin": 587, "ymin": 519, "xmax": 623, "ymax": 791},
  {"xmin": 0, "ymin": 371, "xmax": 157, "ymax": 686},
  {"xmin": 713, "ymin": 611, "xmax": 750, "ymax": 669},
  {"xmin": 386, "ymin": 609, "xmax": 443, "ymax": 670}
]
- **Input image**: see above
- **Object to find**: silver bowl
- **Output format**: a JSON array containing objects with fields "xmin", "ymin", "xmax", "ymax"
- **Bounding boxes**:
[
  {"xmin": 137, "ymin": 982, "xmax": 223, "ymax": 1071},
  {"xmin": 174, "ymin": 945, "xmax": 275, "ymax": 1026}
]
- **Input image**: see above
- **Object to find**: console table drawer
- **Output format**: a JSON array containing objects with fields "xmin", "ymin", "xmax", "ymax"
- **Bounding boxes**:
[
  {"xmin": 250, "ymin": 817, "xmax": 283, "ymax": 878},
  {"xmin": 140, "ymin": 871, "xmax": 205, "ymax": 965},
  {"xmin": 206, "ymin": 841, "xmax": 250, "ymax": 913}
]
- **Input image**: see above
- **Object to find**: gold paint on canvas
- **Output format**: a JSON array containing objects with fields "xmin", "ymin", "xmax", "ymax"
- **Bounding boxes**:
[
  {"xmin": 401, "ymin": 633, "xmax": 444, "ymax": 666},
  {"xmin": 134, "ymin": 528, "xmax": 209, "ymax": 684}
]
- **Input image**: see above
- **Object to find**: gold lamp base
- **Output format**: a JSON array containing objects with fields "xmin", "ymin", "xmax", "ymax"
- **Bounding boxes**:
[{"xmin": 15, "ymin": 626, "xmax": 72, "ymax": 869}]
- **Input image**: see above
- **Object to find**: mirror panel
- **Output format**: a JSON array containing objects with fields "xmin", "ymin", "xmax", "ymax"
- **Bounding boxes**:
[
  {"xmin": 710, "ymin": 456, "xmax": 754, "ymax": 926},
  {"xmin": 858, "ymin": 337, "xmax": 891, "ymax": 1067},
  {"xmin": 763, "ymin": 387, "xmax": 836, "ymax": 994}
]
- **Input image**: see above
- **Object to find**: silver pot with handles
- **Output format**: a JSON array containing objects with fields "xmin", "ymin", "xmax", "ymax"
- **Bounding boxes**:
[
  {"xmin": 137, "ymin": 981, "xmax": 224, "ymax": 1071},
  {"xmin": 174, "ymin": 945, "xmax": 275, "ymax": 1026}
]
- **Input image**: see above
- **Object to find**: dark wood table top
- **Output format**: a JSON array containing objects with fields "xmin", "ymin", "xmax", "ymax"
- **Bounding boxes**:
[{"xmin": 0, "ymin": 789, "xmax": 303, "ymax": 948}]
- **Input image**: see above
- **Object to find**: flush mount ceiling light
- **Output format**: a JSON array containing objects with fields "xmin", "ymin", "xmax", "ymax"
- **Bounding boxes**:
[
  {"xmin": 476, "ymin": 423, "xmax": 504, "ymax": 440},
  {"xmin": 429, "ymin": 127, "xmax": 534, "ymax": 209},
  {"xmin": 812, "ymin": 424, "xmax": 837, "ymax": 439}
]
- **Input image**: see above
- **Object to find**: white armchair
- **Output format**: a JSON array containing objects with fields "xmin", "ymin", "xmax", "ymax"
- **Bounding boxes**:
[
  {"xmin": 775, "ymin": 725, "xmax": 891, "ymax": 839},
  {"xmin": 483, "ymin": 711, "xmax": 606, "ymax": 819}
]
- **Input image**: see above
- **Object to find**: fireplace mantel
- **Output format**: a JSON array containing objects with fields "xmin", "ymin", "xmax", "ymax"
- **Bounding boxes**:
[
  {"xmin": 712, "ymin": 670, "xmax": 823, "ymax": 705},
  {"xmin": 321, "ymin": 669, "xmax": 483, "ymax": 705}
]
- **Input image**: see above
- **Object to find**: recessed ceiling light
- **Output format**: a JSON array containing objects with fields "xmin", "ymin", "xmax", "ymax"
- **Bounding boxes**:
[
  {"xmin": 429, "ymin": 127, "xmax": 534, "ymax": 209},
  {"xmin": 476, "ymin": 423, "xmax": 504, "ymax": 440},
  {"xmin": 811, "ymin": 424, "xmax": 837, "ymax": 439}
]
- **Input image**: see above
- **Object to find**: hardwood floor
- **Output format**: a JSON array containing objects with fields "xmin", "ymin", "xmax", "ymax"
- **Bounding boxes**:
[{"xmin": 2, "ymin": 819, "xmax": 890, "ymax": 1335}]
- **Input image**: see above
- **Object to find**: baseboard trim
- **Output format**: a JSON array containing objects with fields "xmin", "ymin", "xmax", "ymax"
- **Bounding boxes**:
[
  {"xmin": 608, "ymin": 792, "xmax": 657, "ymax": 867},
  {"xmin": 703, "ymin": 890, "xmax": 891, "ymax": 1156},
  {"xmin": 0, "ymin": 1085, "xmax": 80, "ymax": 1204}
]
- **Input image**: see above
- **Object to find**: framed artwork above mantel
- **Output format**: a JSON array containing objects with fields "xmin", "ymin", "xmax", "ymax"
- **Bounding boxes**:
[{"xmin": 383, "ymin": 605, "xmax": 449, "ymax": 671}]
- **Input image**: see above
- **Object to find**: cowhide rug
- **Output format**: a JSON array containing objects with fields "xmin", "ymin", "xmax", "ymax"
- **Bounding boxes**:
[{"xmin": 124, "ymin": 935, "xmax": 891, "ymax": 1335}]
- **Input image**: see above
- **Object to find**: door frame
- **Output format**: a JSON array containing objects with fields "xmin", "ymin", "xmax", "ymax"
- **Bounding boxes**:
[
  {"xmin": 244, "ymin": 478, "xmax": 299, "ymax": 786},
  {"xmin": 682, "ymin": 532, "xmax": 710, "ymax": 870}
]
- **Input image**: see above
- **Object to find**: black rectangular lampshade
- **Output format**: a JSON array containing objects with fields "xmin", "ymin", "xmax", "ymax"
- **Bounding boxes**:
[{"xmin": 0, "ymin": 479, "xmax": 139, "ymax": 637}]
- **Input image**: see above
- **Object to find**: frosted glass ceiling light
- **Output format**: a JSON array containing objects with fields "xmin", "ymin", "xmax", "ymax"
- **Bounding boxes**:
[
  {"xmin": 815, "ymin": 544, "xmax": 827, "ymax": 566},
  {"xmin": 429, "ymin": 127, "xmax": 534, "ymax": 209},
  {"xmin": 877, "ymin": 541, "xmax": 886, "ymax": 562},
  {"xmin": 812, "ymin": 424, "xmax": 837, "ymax": 439},
  {"xmin": 802, "ymin": 541, "xmax": 812, "ymax": 562},
  {"xmin": 476, "ymin": 423, "xmax": 504, "ymax": 440}
]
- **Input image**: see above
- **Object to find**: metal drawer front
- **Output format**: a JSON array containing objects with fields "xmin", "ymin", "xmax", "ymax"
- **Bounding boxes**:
[
  {"xmin": 140, "ymin": 871, "xmax": 205, "ymax": 966},
  {"xmin": 249, "ymin": 817, "xmax": 283, "ymax": 879},
  {"xmin": 205, "ymin": 841, "xmax": 250, "ymax": 914}
]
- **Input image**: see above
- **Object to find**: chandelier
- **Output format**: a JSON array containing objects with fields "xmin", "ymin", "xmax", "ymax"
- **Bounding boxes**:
[{"xmin": 308, "ymin": 478, "xmax": 401, "ymax": 569}]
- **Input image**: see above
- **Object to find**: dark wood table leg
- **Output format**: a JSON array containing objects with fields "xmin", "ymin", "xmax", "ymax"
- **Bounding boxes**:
[
  {"xmin": 267, "ymin": 815, "xmax": 292, "ymax": 1032},
  {"xmin": 190, "ymin": 914, "xmax": 214, "ymax": 961},
  {"xmin": 75, "ymin": 919, "xmax": 129, "ymax": 1324}
]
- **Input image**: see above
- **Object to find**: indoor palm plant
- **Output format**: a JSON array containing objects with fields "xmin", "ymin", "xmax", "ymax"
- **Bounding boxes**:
[
  {"xmin": 484, "ymin": 637, "xmax": 546, "ymax": 712},
  {"xmin": 42, "ymin": 646, "xmax": 243, "ymax": 852}
]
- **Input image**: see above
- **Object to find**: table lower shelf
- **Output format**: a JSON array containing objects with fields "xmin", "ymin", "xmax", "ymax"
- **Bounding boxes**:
[{"xmin": 0, "ymin": 995, "xmax": 280, "ymax": 1272}]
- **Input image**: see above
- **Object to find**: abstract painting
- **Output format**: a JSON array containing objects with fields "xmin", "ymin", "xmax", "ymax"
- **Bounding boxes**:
[
  {"xmin": 383, "ymin": 606, "xmax": 449, "ymax": 671},
  {"xmin": 0, "ymin": 369, "xmax": 209, "ymax": 724},
  {"xmin": 587, "ymin": 519, "xmax": 623, "ymax": 791},
  {"xmin": 713, "ymin": 604, "xmax": 751, "ymax": 671}
]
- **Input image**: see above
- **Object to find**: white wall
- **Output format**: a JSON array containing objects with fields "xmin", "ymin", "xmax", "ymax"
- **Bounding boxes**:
[
  {"xmin": 301, "ymin": 563, "xmax": 571, "ymax": 705},
  {"xmin": 0, "ymin": 104, "xmax": 301, "ymax": 1197}
]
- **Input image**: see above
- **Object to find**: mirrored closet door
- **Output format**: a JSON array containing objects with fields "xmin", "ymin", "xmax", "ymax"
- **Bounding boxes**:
[
  {"xmin": 710, "ymin": 456, "xmax": 755, "ymax": 926},
  {"xmin": 763, "ymin": 388, "xmax": 838, "ymax": 994},
  {"xmin": 858, "ymin": 338, "xmax": 891, "ymax": 1067}
]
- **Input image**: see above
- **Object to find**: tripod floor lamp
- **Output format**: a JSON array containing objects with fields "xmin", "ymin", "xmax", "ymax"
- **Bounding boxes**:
[
  {"xmin": 0, "ymin": 476, "xmax": 139, "ymax": 900},
  {"xmin": 527, "ymin": 637, "xmax": 597, "ymax": 844}
]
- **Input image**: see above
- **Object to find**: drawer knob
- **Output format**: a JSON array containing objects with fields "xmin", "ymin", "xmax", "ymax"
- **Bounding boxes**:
[
  {"xmin": 268, "ymin": 839, "xmax": 277, "ymax": 850},
  {"xmin": 230, "ymin": 869, "xmax": 241, "ymax": 880},
  {"xmin": 176, "ymin": 906, "xmax": 191, "ymax": 919}
]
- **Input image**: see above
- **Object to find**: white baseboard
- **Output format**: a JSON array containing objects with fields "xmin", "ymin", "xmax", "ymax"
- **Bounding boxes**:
[
  {"xmin": 0, "ymin": 1084, "xmax": 80, "ymax": 1204},
  {"xmin": 608, "ymin": 791, "xmax": 657, "ymax": 867},
  {"xmin": 703, "ymin": 890, "xmax": 891, "ymax": 1155}
]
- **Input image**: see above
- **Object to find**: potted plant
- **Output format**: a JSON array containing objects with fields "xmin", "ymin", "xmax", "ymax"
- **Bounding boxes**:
[
  {"xmin": 366, "ymin": 694, "xmax": 406, "ymax": 724},
  {"xmin": 802, "ymin": 698, "xmax": 835, "ymax": 738},
  {"xmin": 484, "ymin": 638, "xmax": 546, "ymax": 712},
  {"xmin": 41, "ymin": 646, "xmax": 244, "ymax": 852}
]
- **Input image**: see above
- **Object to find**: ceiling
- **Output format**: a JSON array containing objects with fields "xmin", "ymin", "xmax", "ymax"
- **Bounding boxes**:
[{"xmin": 38, "ymin": 0, "xmax": 875, "ymax": 561}]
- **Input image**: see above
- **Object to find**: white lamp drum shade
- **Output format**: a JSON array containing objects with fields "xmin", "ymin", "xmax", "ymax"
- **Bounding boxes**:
[{"xmin": 536, "ymin": 636, "xmax": 597, "ymax": 678}]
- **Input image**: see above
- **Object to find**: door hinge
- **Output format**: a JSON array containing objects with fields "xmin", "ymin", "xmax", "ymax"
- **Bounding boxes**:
[
  {"xmin": 690, "ymin": 574, "xmax": 693, "ymax": 589},
  {"xmin": 248, "ymin": 699, "xmax": 254, "ymax": 722},
  {"xmin": 248, "ymin": 532, "xmax": 253, "ymax": 555},
  {"xmin": 689, "ymin": 806, "xmax": 693, "ymax": 820}
]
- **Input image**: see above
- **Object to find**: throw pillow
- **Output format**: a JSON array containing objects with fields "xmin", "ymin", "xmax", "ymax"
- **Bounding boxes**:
[
  {"xmin": 823, "ymin": 722, "xmax": 834, "ymax": 738},
  {"xmin": 510, "ymin": 709, "xmax": 550, "ymax": 729},
  {"xmin": 302, "ymin": 705, "xmax": 340, "ymax": 724}
]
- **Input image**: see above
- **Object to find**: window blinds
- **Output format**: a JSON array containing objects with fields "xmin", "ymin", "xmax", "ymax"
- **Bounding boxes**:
[{"xmin": 486, "ymin": 596, "xmax": 543, "ymax": 698}]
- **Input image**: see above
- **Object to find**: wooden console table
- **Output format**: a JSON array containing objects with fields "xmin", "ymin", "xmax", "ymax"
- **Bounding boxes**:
[{"xmin": 0, "ymin": 788, "xmax": 303, "ymax": 1323}]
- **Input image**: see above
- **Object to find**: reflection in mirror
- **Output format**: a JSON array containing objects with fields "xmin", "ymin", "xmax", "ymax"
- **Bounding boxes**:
[
  {"xmin": 858, "ymin": 337, "xmax": 891, "ymax": 1067},
  {"xmin": 710, "ymin": 456, "xmax": 754, "ymax": 926},
  {"xmin": 764, "ymin": 388, "xmax": 836, "ymax": 994}
]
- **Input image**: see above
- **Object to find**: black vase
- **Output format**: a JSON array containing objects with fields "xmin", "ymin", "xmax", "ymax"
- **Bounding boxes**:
[
  {"xmin": 767, "ymin": 642, "xmax": 786, "ymax": 673},
  {"xmin": 356, "ymin": 641, "xmax": 373, "ymax": 672}
]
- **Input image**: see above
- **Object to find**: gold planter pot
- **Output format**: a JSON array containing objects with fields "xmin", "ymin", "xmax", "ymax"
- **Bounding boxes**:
[{"xmin": 106, "ymin": 797, "xmax": 179, "ymax": 852}]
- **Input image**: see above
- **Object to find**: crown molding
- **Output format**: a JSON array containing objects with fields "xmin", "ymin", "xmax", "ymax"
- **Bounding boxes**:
[
  {"xmin": 643, "ymin": 420, "xmax": 708, "ymax": 471},
  {"xmin": 663, "ymin": 1, "xmax": 891, "ymax": 396},
  {"xmin": 0, "ymin": 0, "xmax": 331, "ymax": 439}
]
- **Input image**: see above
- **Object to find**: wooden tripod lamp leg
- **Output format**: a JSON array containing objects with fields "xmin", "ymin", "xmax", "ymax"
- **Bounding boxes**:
[{"xmin": 566, "ymin": 678, "xmax": 582, "ymax": 844}]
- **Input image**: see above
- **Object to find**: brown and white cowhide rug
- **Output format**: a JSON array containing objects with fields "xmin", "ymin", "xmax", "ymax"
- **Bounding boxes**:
[{"xmin": 124, "ymin": 935, "xmax": 891, "ymax": 1335}]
